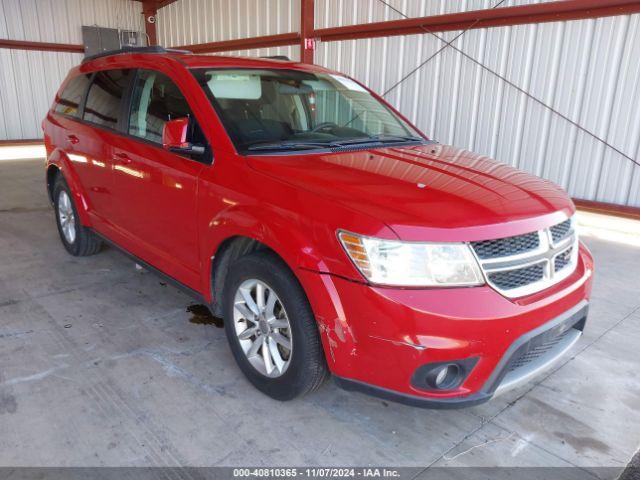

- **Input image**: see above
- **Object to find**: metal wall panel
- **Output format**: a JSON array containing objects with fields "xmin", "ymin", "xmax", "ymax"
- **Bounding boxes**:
[
  {"xmin": 0, "ymin": 0, "xmax": 144, "ymax": 140},
  {"xmin": 156, "ymin": 0, "xmax": 299, "ymax": 47},
  {"xmin": 0, "ymin": 0, "xmax": 144, "ymax": 44},
  {"xmin": 313, "ymin": 5, "xmax": 640, "ymax": 207}
]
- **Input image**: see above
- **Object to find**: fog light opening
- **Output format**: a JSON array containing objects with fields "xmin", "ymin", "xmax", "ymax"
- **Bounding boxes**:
[
  {"xmin": 411, "ymin": 357, "xmax": 478, "ymax": 392},
  {"xmin": 430, "ymin": 363, "xmax": 461, "ymax": 390}
]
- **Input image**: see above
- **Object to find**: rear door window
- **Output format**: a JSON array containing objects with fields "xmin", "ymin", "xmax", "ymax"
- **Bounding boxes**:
[
  {"xmin": 54, "ymin": 74, "xmax": 92, "ymax": 117},
  {"xmin": 128, "ymin": 69, "xmax": 205, "ymax": 147},
  {"xmin": 83, "ymin": 69, "xmax": 132, "ymax": 130}
]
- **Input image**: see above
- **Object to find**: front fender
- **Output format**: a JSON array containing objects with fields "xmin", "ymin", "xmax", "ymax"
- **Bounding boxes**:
[
  {"xmin": 46, "ymin": 148, "xmax": 93, "ymax": 226},
  {"xmin": 198, "ymin": 202, "xmax": 333, "ymax": 296},
  {"xmin": 197, "ymin": 202, "xmax": 363, "ymax": 374}
]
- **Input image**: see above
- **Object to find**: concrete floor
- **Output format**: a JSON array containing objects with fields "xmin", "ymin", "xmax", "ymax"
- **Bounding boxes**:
[{"xmin": 1, "ymin": 158, "xmax": 639, "ymax": 477}]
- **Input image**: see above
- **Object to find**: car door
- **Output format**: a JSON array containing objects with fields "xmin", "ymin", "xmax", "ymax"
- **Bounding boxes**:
[
  {"xmin": 77, "ymin": 69, "xmax": 134, "ymax": 227},
  {"xmin": 109, "ymin": 68, "xmax": 208, "ymax": 290}
]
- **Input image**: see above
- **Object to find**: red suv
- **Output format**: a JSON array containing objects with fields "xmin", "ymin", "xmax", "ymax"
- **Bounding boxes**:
[{"xmin": 43, "ymin": 47, "xmax": 593, "ymax": 408}]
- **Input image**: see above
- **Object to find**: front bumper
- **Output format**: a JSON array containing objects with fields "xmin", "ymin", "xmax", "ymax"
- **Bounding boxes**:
[
  {"xmin": 298, "ymin": 243, "xmax": 593, "ymax": 408},
  {"xmin": 335, "ymin": 300, "xmax": 587, "ymax": 408}
]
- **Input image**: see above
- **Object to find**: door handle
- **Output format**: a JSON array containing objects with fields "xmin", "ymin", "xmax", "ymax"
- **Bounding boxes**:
[
  {"xmin": 67, "ymin": 134, "xmax": 79, "ymax": 144},
  {"xmin": 113, "ymin": 152, "xmax": 132, "ymax": 164}
]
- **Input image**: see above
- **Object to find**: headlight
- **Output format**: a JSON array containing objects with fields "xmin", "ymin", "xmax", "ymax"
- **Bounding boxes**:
[{"xmin": 338, "ymin": 231, "xmax": 484, "ymax": 287}]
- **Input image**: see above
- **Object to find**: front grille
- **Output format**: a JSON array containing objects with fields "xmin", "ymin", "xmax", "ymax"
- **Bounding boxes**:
[
  {"xmin": 487, "ymin": 263, "xmax": 545, "ymax": 291},
  {"xmin": 470, "ymin": 217, "xmax": 577, "ymax": 298},
  {"xmin": 507, "ymin": 329, "xmax": 571, "ymax": 372},
  {"xmin": 554, "ymin": 246, "xmax": 573, "ymax": 272},
  {"xmin": 550, "ymin": 219, "xmax": 572, "ymax": 243},
  {"xmin": 471, "ymin": 232, "xmax": 539, "ymax": 260}
]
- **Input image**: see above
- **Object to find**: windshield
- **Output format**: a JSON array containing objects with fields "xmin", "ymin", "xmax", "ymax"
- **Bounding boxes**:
[{"xmin": 191, "ymin": 68, "xmax": 425, "ymax": 153}]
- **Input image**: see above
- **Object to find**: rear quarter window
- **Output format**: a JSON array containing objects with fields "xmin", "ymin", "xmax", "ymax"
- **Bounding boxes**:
[
  {"xmin": 53, "ymin": 74, "xmax": 92, "ymax": 117},
  {"xmin": 83, "ymin": 69, "xmax": 132, "ymax": 130}
]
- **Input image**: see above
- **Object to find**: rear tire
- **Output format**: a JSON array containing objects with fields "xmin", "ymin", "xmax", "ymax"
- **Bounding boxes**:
[
  {"xmin": 223, "ymin": 250, "xmax": 329, "ymax": 400},
  {"xmin": 53, "ymin": 176, "xmax": 102, "ymax": 256}
]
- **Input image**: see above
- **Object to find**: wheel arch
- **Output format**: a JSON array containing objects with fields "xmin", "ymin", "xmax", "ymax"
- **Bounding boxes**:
[
  {"xmin": 46, "ymin": 164, "xmax": 61, "ymax": 203},
  {"xmin": 210, "ymin": 235, "xmax": 275, "ymax": 316},
  {"xmin": 45, "ymin": 148, "xmax": 92, "ymax": 226}
]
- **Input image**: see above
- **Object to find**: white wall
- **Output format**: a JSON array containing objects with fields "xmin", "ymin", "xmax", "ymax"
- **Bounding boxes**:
[
  {"xmin": 0, "ymin": 0, "xmax": 144, "ymax": 140},
  {"xmin": 156, "ymin": 0, "xmax": 300, "ymax": 60}
]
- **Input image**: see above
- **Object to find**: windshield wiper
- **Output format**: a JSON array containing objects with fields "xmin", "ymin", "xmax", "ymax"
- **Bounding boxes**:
[
  {"xmin": 328, "ymin": 135, "xmax": 425, "ymax": 147},
  {"xmin": 245, "ymin": 135, "xmax": 425, "ymax": 152},
  {"xmin": 246, "ymin": 141, "xmax": 332, "ymax": 152}
]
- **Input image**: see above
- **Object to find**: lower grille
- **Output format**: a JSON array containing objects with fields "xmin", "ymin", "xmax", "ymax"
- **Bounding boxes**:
[
  {"xmin": 507, "ymin": 329, "xmax": 572, "ymax": 372},
  {"xmin": 488, "ymin": 263, "xmax": 545, "ymax": 291},
  {"xmin": 489, "ymin": 302, "xmax": 588, "ymax": 397}
]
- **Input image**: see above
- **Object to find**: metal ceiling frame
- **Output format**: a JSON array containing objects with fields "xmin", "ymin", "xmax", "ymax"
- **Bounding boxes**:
[{"xmin": 170, "ymin": 0, "xmax": 640, "ymax": 63}]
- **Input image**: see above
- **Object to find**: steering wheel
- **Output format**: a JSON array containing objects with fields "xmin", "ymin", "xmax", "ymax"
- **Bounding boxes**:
[{"xmin": 310, "ymin": 122, "xmax": 340, "ymax": 133}]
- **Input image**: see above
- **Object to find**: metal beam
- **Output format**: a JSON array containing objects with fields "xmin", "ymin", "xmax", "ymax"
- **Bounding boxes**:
[
  {"xmin": 300, "ymin": 0, "xmax": 315, "ymax": 63},
  {"xmin": 315, "ymin": 0, "xmax": 640, "ymax": 43},
  {"xmin": 0, "ymin": 39, "xmax": 83, "ymax": 53},
  {"xmin": 142, "ymin": 0, "xmax": 158, "ymax": 46},
  {"xmin": 176, "ymin": 32, "xmax": 300, "ymax": 54}
]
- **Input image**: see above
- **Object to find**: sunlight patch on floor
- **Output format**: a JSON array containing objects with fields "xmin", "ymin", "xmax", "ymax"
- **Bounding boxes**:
[{"xmin": 0, "ymin": 145, "xmax": 46, "ymax": 161}]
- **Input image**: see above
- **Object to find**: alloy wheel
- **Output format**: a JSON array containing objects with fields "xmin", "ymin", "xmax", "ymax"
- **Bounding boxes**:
[
  {"xmin": 233, "ymin": 279, "xmax": 293, "ymax": 378},
  {"xmin": 57, "ymin": 190, "xmax": 76, "ymax": 244}
]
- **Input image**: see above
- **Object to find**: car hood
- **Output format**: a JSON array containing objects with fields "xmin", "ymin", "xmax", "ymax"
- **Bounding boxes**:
[{"xmin": 247, "ymin": 144, "xmax": 574, "ymax": 242}]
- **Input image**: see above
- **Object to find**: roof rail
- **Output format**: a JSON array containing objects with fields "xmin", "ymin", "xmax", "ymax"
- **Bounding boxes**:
[
  {"xmin": 82, "ymin": 46, "xmax": 192, "ymax": 63},
  {"xmin": 259, "ymin": 55, "xmax": 291, "ymax": 61}
]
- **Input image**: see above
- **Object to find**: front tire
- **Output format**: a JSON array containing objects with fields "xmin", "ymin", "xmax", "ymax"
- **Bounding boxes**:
[
  {"xmin": 223, "ymin": 251, "xmax": 329, "ymax": 400},
  {"xmin": 53, "ymin": 176, "xmax": 102, "ymax": 256}
]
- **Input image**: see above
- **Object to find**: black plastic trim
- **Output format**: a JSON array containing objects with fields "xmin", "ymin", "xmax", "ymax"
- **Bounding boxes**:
[
  {"xmin": 82, "ymin": 46, "xmax": 192, "ymax": 63},
  {"xmin": 334, "ymin": 376, "xmax": 492, "ymax": 409}
]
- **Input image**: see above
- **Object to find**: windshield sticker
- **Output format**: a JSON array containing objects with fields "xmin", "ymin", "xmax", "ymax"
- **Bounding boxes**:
[{"xmin": 206, "ymin": 72, "xmax": 262, "ymax": 99}]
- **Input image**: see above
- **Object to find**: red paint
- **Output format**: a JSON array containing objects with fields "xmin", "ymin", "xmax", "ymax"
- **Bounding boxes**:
[
  {"xmin": 162, "ymin": 117, "xmax": 190, "ymax": 149},
  {"xmin": 43, "ymin": 52, "xmax": 593, "ymax": 406}
]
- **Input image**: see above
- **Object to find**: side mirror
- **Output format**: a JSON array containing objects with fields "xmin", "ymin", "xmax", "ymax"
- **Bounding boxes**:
[{"xmin": 162, "ymin": 117, "xmax": 205, "ymax": 156}]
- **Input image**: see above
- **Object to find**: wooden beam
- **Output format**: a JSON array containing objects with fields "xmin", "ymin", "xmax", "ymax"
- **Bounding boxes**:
[
  {"xmin": 315, "ymin": 0, "xmax": 640, "ymax": 43},
  {"xmin": 175, "ymin": 32, "xmax": 300, "ymax": 54},
  {"xmin": 0, "ymin": 39, "xmax": 83, "ymax": 53},
  {"xmin": 300, "ymin": 0, "xmax": 315, "ymax": 63}
]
